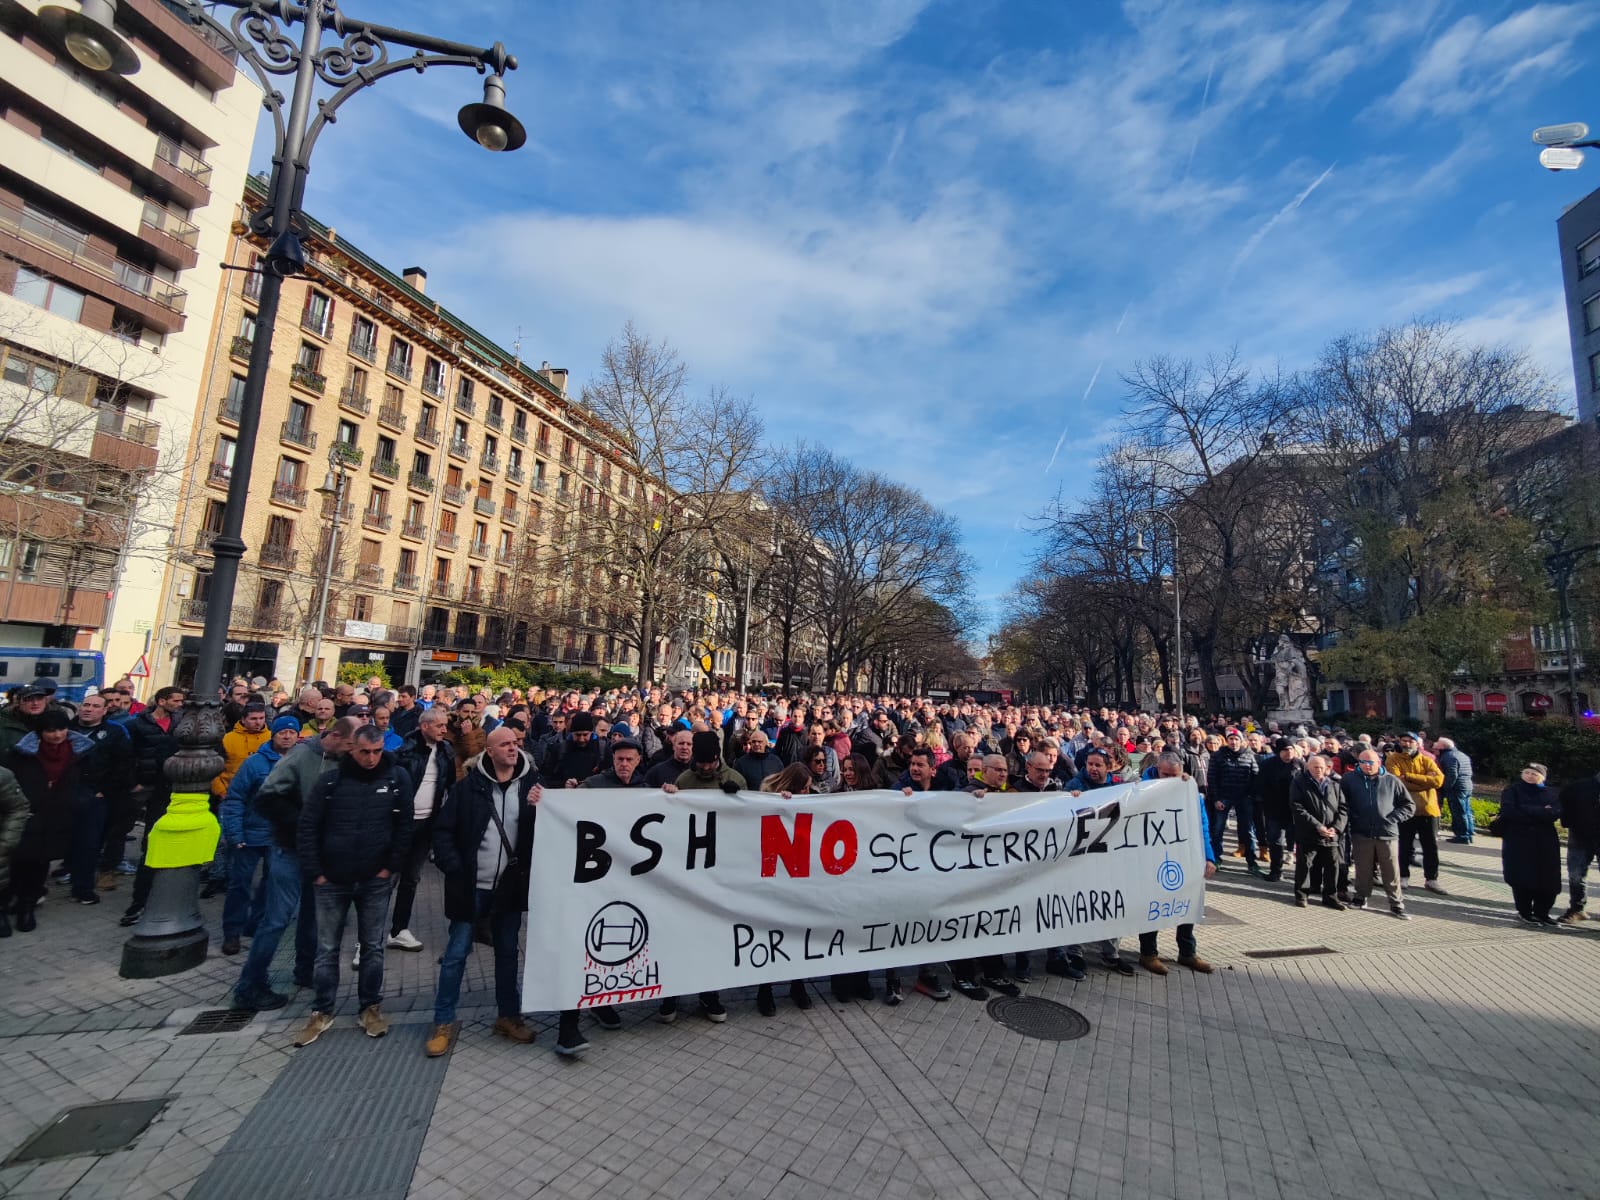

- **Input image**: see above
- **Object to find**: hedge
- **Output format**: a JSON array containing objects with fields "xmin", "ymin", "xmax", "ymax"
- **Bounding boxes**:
[
  {"xmin": 431, "ymin": 661, "xmax": 635, "ymax": 695},
  {"xmin": 1322, "ymin": 712, "xmax": 1600, "ymax": 786}
]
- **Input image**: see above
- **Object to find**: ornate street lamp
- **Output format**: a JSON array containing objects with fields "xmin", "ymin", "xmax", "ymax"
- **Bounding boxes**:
[{"xmin": 37, "ymin": 0, "xmax": 524, "ymax": 977}]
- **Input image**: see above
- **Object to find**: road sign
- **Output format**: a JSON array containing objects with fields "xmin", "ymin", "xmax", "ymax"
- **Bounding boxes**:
[{"xmin": 127, "ymin": 654, "xmax": 150, "ymax": 678}]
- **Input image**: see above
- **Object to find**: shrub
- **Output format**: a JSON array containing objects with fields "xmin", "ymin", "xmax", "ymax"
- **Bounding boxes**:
[
  {"xmin": 1441, "ymin": 715, "xmax": 1600, "ymax": 786},
  {"xmin": 337, "ymin": 661, "xmax": 390, "ymax": 688}
]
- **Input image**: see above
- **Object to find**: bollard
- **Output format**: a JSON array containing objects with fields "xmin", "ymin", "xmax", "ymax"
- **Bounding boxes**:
[{"xmin": 120, "ymin": 701, "xmax": 224, "ymax": 979}]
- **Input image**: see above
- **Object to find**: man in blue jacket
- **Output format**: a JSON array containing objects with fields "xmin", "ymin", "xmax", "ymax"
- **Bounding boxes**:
[
  {"xmin": 218, "ymin": 715, "xmax": 301, "ymax": 955},
  {"xmin": 1340, "ymin": 747, "xmax": 1415, "ymax": 919}
]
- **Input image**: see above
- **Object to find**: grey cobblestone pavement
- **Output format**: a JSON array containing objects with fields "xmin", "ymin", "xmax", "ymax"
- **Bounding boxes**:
[{"xmin": 2, "ymin": 837, "xmax": 1597, "ymax": 1199}]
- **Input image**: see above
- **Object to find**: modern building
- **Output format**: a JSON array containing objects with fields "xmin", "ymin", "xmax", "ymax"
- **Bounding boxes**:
[
  {"xmin": 154, "ymin": 174, "xmax": 641, "ymax": 688},
  {"xmin": 1557, "ymin": 185, "xmax": 1600, "ymax": 425},
  {"xmin": 0, "ymin": 0, "xmax": 257, "ymax": 681}
]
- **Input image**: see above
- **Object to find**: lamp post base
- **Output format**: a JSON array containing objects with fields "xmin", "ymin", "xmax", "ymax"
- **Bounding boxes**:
[{"xmin": 119, "ymin": 865, "xmax": 209, "ymax": 979}]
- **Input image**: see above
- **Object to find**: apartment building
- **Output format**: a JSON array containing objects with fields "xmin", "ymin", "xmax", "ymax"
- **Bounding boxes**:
[
  {"xmin": 157, "ymin": 175, "xmax": 640, "ymax": 687},
  {"xmin": 1558, "ymin": 186, "xmax": 1600, "ymax": 425},
  {"xmin": 0, "ymin": 0, "xmax": 257, "ymax": 677}
]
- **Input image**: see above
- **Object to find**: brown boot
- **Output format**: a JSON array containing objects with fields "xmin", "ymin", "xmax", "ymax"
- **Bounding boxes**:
[
  {"xmin": 1139, "ymin": 954, "xmax": 1168, "ymax": 976},
  {"xmin": 1177, "ymin": 955, "xmax": 1214, "ymax": 974},
  {"xmin": 493, "ymin": 1016, "xmax": 535, "ymax": 1044},
  {"xmin": 425, "ymin": 1021, "xmax": 458, "ymax": 1057},
  {"xmin": 95, "ymin": 872, "xmax": 117, "ymax": 892}
]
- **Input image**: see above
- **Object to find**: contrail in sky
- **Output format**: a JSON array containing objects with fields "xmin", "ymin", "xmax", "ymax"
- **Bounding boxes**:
[
  {"xmin": 1227, "ymin": 163, "xmax": 1335, "ymax": 285},
  {"xmin": 1041, "ymin": 300, "xmax": 1132, "ymax": 477}
]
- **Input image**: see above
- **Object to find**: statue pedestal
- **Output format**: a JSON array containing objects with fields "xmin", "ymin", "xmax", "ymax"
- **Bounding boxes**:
[{"xmin": 1268, "ymin": 707, "xmax": 1316, "ymax": 729}]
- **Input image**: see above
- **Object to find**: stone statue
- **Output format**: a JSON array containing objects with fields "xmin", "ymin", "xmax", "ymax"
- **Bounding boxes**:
[{"xmin": 1269, "ymin": 635, "xmax": 1312, "ymax": 718}]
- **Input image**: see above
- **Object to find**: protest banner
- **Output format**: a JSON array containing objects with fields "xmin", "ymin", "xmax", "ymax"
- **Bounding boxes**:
[{"xmin": 522, "ymin": 777, "xmax": 1205, "ymax": 1012}]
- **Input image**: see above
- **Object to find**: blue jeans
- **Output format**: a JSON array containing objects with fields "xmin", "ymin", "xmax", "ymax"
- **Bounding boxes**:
[
  {"xmin": 69, "ymin": 793, "xmax": 106, "ymax": 900},
  {"xmin": 233, "ymin": 846, "xmax": 316, "ymax": 1003},
  {"xmin": 1445, "ymin": 791, "xmax": 1475, "ymax": 840},
  {"xmin": 432, "ymin": 888, "xmax": 522, "ymax": 1024},
  {"xmin": 312, "ymin": 875, "xmax": 394, "ymax": 1013},
  {"xmin": 1209, "ymin": 796, "xmax": 1257, "ymax": 863},
  {"xmin": 1569, "ymin": 835, "xmax": 1598, "ymax": 910},
  {"xmin": 222, "ymin": 845, "xmax": 271, "ymax": 939}
]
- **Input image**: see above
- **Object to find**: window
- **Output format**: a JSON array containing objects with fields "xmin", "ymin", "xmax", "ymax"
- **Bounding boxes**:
[
  {"xmin": 302, "ymin": 290, "xmax": 333, "ymax": 336},
  {"xmin": 297, "ymin": 341, "xmax": 322, "ymax": 371},
  {"xmin": 351, "ymin": 314, "xmax": 377, "ymax": 357},
  {"xmin": 419, "ymin": 404, "xmax": 437, "ymax": 432},
  {"xmin": 439, "ymin": 509, "xmax": 457, "ymax": 534},
  {"xmin": 423, "ymin": 356, "xmax": 446, "ymax": 396},
  {"xmin": 19, "ymin": 203, "xmax": 89, "ymax": 256},
  {"xmin": 200, "ymin": 498, "xmax": 225, "ymax": 534},
  {"xmin": 446, "ymin": 465, "xmax": 463, "ymax": 488},
  {"xmin": 2, "ymin": 348, "xmax": 62, "ymax": 394},
  {"xmin": 387, "ymin": 337, "xmax": 412, "ymax": 376},
  {"xmin": 351, "ymin": 594, "xmax": 372, "ymax": 621},
  {"xmin": 453, "ymin": 419, "xmax": 469, "ymax": 443},
  {"xmin": 504, "ymin": 489, "xmax": 517, "ymax": 509},
  {"xmin": 483, "ymin": 434, "xmax": 498, "ymax": 458},
  {"xmin": 398, "ymin": 548, "xmax": 417, "ymax": 574},
  {"xmin": 258, "ymin": 579, "xmax": 283, "ymax": 610},
  {"xmin": 213, "ymin": 434, "xmax": 236, "ymax": 467},
  {"xmin": 406, "ymin": 499, "xmax": 425, "ymax": 525},
  {"xmin": 488, "ymin": 394, "xmax": 503, "ymax": 421},
  {"xmin": 337, "ymin": 419, "xmax": 359, "ymax": 448},
  {"xmin": 383, "ymin": 382, "xmax": 403, "ymax": 410},
  {"xmin": 1585, "ymin": 293, "xmax": 1600, "ymax": 335},
  {"xmin": 457, "ymin": 376, "xmax": 474, "ymax": 404},
  {"xmin": 0, "ymin": 538, "xmax": 41, "ymax": 581},
  {"xmin": 346, "ymin": 365, "xmax": 368, "ymax": 396},
  {"xmin": 264, "ymin": 514, "xmax": 294, "ymax": 546},
  {"xmin": 286, "ymin": 400, "xmax": 312, "ymax": 437},
  {"xmin": 392, "ymin": 600, "xmax": 411, "ymax": 626},
  {"xmin": 433, "ymin": 557, "xmax": 451, "ymax": 583},
  {"xmin": 1582, "ymin": 234, "xmax": 1600, "ymax": 279},
  {"xmin": 412, "ymin": 450, "xmax": 432, "ymax": 475},
  {"xmin": 224, "ymin": 374, "xmax": 247, "ymax": 415},
  {"xmin": 476, "ymin": 480, "xmax": 492, "ymax": 502},
  {"xmin": 12, "ymin": 267, "xmax": 85, "ymax": 321},
  {"xmin": 508, "ymin": 446, "xmax": 523, "ymax": 471},
  {"xmin": 1591, "ymin": 351, "xmax": 1600, "ymax": 394},
  {"xmin": 275, "ymin": 457, "xmax": 303, "ymax": 487},
  {"xmin": 512, "ymin": 410, "xmax": 527, "ymax": 436},
  {"xmin": 367, "ymin": 487, "xmax": 389, "ymax": 515},
  {"xmin": 376, "ymin": 434, "xmax": 397, "ymax": 462}
]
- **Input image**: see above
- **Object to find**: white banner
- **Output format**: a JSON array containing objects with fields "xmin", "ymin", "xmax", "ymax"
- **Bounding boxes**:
[{"xmin": 522, "ymin": 778, "xmax": 1206, "ymax": 1012}]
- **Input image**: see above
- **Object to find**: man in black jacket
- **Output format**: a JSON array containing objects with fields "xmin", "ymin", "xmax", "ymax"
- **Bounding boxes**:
[
  {"xmin": 119, "ymin": 686, "xmax": 184, "ymax": 926},
  {"xmin": 68, "ymin": 691, "xmax": 129, "ymax": 902},
  {"xmin": 1290, "ymin": 754, "xmax": 1346, "ymax": 908},
  {"xmin": 1558, "ymin": 770, "xmax": 1600, "ymax": 924},
  {"xmin": 1206, "ymin": 728, "xmax": 1261, "ymax": 876},
  {"xmin": 293, "ymin": 725, "xmax": 412, "ymax": 1046},
  {"xmin": 386, "ymin": 707, "xmax": 456, "ymax": 952},
  {"xmin": 425, "ymin": 727, "xmax": 563, "ymax": 1057},
  {"xmin": 541, "ymin": 711, "xmax": 603, "ymax": 786},
  {"xmin": 1257, "ymin": 740, "xmax": 1300, "ymax": 882}
]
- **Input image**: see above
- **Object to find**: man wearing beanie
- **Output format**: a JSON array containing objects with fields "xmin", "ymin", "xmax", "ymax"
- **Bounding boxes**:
[
  {"xmin": 664, "ymin": 731, "xmax": 744, "ymax": 792},
  {"xmin": 540, "ymin": 710, "xmax": 603, "ymax": 786}
]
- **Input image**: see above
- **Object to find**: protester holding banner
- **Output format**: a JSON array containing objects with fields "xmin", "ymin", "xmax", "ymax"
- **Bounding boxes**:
[{"xmin": 1137, "ymin": 752, "xmax": 1215, "ymax": 975}]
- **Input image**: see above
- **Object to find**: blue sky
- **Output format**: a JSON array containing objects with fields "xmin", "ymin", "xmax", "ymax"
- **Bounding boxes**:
[{"xmin": 248, "ymin": 0, "xmax": 1598, "ymax": 635}]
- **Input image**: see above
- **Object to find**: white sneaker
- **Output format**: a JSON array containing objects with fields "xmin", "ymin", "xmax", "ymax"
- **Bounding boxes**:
[{"xmin": 386, "ymin": 929, "xmax": 423, "ymax": 952}]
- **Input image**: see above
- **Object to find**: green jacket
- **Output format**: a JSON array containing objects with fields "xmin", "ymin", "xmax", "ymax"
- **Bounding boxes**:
[
  {"xmin": 0, "ymin": 765, "xmax": 29, "ymax": 896},
  {"xmin": 0, "ymin": 708, "xmax": 34, "ymax": 759},
  {"xmin": 673, "ymin": 764, "xmax": 747, "ymax": 791}
]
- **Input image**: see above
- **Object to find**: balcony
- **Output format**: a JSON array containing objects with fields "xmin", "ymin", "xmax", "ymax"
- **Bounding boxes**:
[
  {"xmin": 386, "ymin": 357, "xmax": 413, "ymax": 383},
  {"xmin": 259, "ymin": 542, "xmax": 298, "ymax": 569},
  {"xmin": 453, "ymin": 391, "xmax": 474, "ymax": 415},
  {"xmin": 442, "ymin": 484, "xmax": 467, "ymax": 507},
  {"xmin": 139, "ymin": 203, "xmax": 199, "ymax": 270},
  {"xmin": 561, "ymin": 450, "xmax": 576, "ymax": 468},
  {"xmin": 338, "ymin": 386, "xmax": 370, "ymax": 416},
  {"xmin": 192, "ymin": 529, "xmax": 218, "ymax": 555},
  {"xmin": 370, "ymin": 457, "xmax": 399, "ymax": 481},
  {"xmin": 180, "ymin": 598, "xmax": 208, "ymax": 624},
  {"xmin": 480, "ymin": 453, "xmax": 501, "ymax": 475},
  {"xmin": 415, "ymin": 423, "xmax": 441, "ymax": 447},
  {"xmin": 394, "ymin": 570, "xmax": 420, "ymax": 592},
  {"xmin": 243, "ymin": 272, "xmax": 262, "ymax": 302},
  {"xmin": 429, "ymin": 581, "xmax": 456, "ymax": 601},
  {"xmin": 400, "ymin": 520, "xmax": 426, "ymax": 541},
  {"xmin": 270, "ymin": 480, "xmax": 307, "ymax": 507},
  {"xmin": 531, "ymin": 479, "xmax": 548, "ymax": 494},
  {"xmin": 240, "ymin": 607, "xmax": 291, "ymax": 633},
  {"xmin": 506, "ymin": 464, "xmax": 525, "ymax": 485},
  {"xmin": 494, "ymin": 547, "xmax": 516, "ymax": 566},
  {"xmin": 356, "ymin": 562, "xmax": 385, "ymax": 586},
  {"xmin": 348, "ymin": 333, "xmax": 378, "ymax": 364},
  {"xmin": 377, "ymin": 405, "xmax": 407, "ymax": 432},
  {"xmin": 463, "ymin": 587, "xmax": 485, "ymax": 605},
  {"xmin": 332, "ymin": 442, "xmax": 363, "ymax": 469},
  {"xmin": 290, "ymin": 362, "xmax": 326, "ymax": 395},
  {"xmin": 486, "ymin": 411, "xmax": 504, "ymax": 431},
  {"xmin": 510, "ymin": 424, "xmax": 528, "ymax": 445},
  {"xmin": 474, "ymin": 497, "xmax": 497, "ymax": 518},
  {"xmin": 301, "ymin": 310, "xmax": 333, "ymax": 340},
  {"xmin": 447, "ymin": 438, "xmax": 471, "ymax": 461},
  {"xmin": 218, "ymin": 393, "xmax": 243, "ymax": 425},
  {"xmin": 280, "ymin": 421, "xmax": 316, "ymax": 451},
  {"xmin": 229, "ymin": 335, "xmax": 253, "ymax": 362},
  {"xmin": 556, "ymin": 486, "xmax": 572, "ymax": 504},
  {"xmin": 502, "ymin": 505, "xmax": 520, "ymax": 527},
  {"xmin": 469, "ymin": 540, "xmax": 489, "ymax": 560},
  {"xmin": 320, "ymin": 497, "xmax": 353, "ymax": 522},
  {"xmin": 154, "ymin": 136, "xmax": 212, "ymax": 187},
  {"xmin": 407, "ymin": 471, "xmax": 435, "ymax": 494},
  {"xmin": 362, "ymin": 510, "xmax": 392, "ymax": 532},
  {"xmin": 436, "ymin": 531, "xmax": 460, "ymax": 551},
  {"xmin": 206, "ymin": 461, "xmax": 231, "ymax": 488},
  {"xmin": 452, "ymin": 627, "xmax": 481, "ymax": 648}
]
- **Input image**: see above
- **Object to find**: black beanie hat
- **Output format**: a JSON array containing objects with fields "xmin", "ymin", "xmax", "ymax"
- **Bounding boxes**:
[
  {"xmin": 569, "ymin": 712, "xmax": 594, "ymax": 733},
  {"xmin": 692, "ymin": 730, "xmax": 721, "ymax": 762}
]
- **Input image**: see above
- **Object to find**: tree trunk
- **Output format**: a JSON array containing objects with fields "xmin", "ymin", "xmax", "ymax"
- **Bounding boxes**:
[{"xmin": 1194, "ymin": 636, "xmax": 1222, "ymax": 713}]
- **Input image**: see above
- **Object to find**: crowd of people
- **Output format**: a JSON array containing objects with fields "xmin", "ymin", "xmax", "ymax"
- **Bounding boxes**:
[{"xmin": 0, "ymin": 674, "xmax": 1596, "ymax": 1058}]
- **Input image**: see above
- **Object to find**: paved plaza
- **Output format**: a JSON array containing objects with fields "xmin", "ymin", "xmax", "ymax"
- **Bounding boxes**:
[{"xmin": 1, "ymin": 838, "xmax": 1597, "ymax": 1200}]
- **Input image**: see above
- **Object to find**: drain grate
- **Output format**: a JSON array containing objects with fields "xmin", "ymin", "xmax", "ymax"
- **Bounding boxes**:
[
  {"xmin": 986, "ymin": 996, "xmax": 1091, "ymax": 1041},
  {"xmin": 178, "ymin": 1009, "xmax": 256, "ymax": 1035},
  {"xmin": 5, "ymin": 1098, "xmax": 171, "ymax": 1165},
  {"xmin": 1243, "ymin": 946, "xmax": 1337, "ymax": 959}
]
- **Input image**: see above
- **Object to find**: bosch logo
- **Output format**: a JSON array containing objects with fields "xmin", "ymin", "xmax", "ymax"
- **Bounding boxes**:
[{"xmin": 585, "ymin": 901, "xmax": 649, "ymax": 966}]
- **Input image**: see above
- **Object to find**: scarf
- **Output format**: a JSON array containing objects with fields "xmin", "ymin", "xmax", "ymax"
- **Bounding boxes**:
[{"xmin": 36, "ymin": 737, "xmax": 73, "ymax": 788}]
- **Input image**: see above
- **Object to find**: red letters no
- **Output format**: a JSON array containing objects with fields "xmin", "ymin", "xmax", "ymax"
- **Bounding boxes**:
[
  {"xmin": 761, "ymin": 813, "xmax": 812, "ymax": 878},
  {"xmin": 819, "ymin": 820, "xmax": 858, "ymax": 875}
]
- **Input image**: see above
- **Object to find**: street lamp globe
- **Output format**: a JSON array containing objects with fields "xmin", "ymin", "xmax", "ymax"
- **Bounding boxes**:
[
  {"xmin": 458, "ymin": 73, "xmax": 526, "ymax": 152},
  {"xmin": 38, "ymin": 0, "xmax": 140, "ymax": 74}
]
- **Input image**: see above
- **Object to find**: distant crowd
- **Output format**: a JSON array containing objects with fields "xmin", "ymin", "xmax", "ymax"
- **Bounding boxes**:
[{"xmin": 1, "ymin": 675, "xmax": 1596, "ymax": 1059}]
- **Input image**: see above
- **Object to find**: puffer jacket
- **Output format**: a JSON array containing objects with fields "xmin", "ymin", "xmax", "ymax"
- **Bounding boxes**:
[
  {"xmin": 393, "ymin": 732, "xmax": 456, "ymax": 821},
  {"xmin": 69, "ymin": 721, "xmax": 131, "ymax": 807},
  {"xmin": 1384, "ymin": 750, "xmax": 1445, "ymax": 819},
  {"xmin": 0, "ymin": 764, "xmax": 29, "ymax": 894},
  {"xmin": 432, "ymin": 750, "xmax": 538, "ymax": 921},
  {"xmin": 213, "ymin": 721, "xmax": 270, "ymax": 798},
  {"xmin": 127, "ymin": 711, "xmax": 178, "ymax": 791},
  {"xmin": 1206, "ymin": 747, "xmax": 1259, "ymax": 804},
  {"xmin": 221, "ymin": 741, "xmax": 285, "ymax": 847},
  {"xmin": 297, "ymin": 752, "xmax": 412, "ymax": 884},
  {"xmin": 0, "ymin": 707, "xmax": 34, "ymax": 757},
  {"xmin": 1437, "ymin": 747, "xmax": 1474, "ymax": 803}
]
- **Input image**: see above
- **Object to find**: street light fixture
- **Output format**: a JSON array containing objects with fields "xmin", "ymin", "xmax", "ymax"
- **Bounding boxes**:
[
  {"xmin": 1131, "ymin": 510, "xmax": 1183, "ymax": 721},
  {"xmin": 1532, "ymin": 122, "xmax": 1600, "ymax": 172},
  {"xmin": 37, "ymin": 0, "xmax": 140, "ymax": 74}
]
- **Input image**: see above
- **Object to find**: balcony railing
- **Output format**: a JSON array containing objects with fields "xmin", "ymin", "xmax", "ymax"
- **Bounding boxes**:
[
  {"xmin": 407, "ymin": 471, "xmax": 435, "ymax": 493},
  {"xmin": 290, "ymin": 362, "xmax": 326, "ymax": 394},
  {"xmin": 561, "ymin": 450, "xmax": 576, "ymax": 467},
  {"xmin": 415, "ymin": 423, "xmax": 440, "ymax": 447},
  {"xmin": 400, "ymin": 520, "xmax": 426, "ymax": 540},
  {"xmin": 332, "ymin": 441, "xmax": 363, "ymax": 469},
  {"xmin": 474, "ymin": 497, "xmax": 497, "ymax": 518},
  {"xmin": 301, "ymin": 311, "xmax": 333, "ymax": 339},
  {"xmin": 259, "ymin": 542, "xmax": 298, "ymax": 568},
  {"xmin": 429, "ymin": 581, "xmax": 456, "ymax": 601},
  {"xmin": 362, "ymin": 510, "xmax": 392, "ymax": 532},
  {"xmin": 270, "ymin": 480, "xmax": 307, "ymax": 507},
  {"xmin": 155, "ymin": 136, "xmax": 212, "ymax": 185},
  {"xmin": 422, "ymin": 373, "xmax": 445, "ymax": 399},
  {"xmin": 531, "ymin": 479, "xmax": 548, "ymax": 494},
  {"xmin": 510, "ymin": 424, "xmax": 528, "ymax": 445},
  {"xmin": 348, "ymin": 333, "xmax": 378, "ymax": 363},
  {"xmin": 180, "ymin": 598, "xmax": 208, "ymax": 623},
  {"xmin": 218, "ymin": 393, "xmax": 243, "ymax": 424},
  {"xmin": 207, "ymin": 461, "xmax": 231, "ymax": 487},
  {"xmin": 442, "ymin": 484, "xmax": 467, "ymax": 506},
  {"xmin": 506, "ymin": 465, "xmax": 525, "ymax": 485},
  {"xmin": 447, "ymin": 439, "xmax": 470, "ymax": 461},
  {"xmin": 339, "ymin": 386, "xmax": 370, "ymax": 415},
  {"xmin": 583, "ymin": 463, "xmax": 597, "ymax": 480},
  {"xmin": 535, "ymin": 440, "xmax": 551, "ymax": 457},
  {"xmin": 96, "ymin": 406, "xmax": 159, "ymax": 446},
  {"xmin": 386, "ymin": 357, "xmax": 413, "ymax": 382},
  {"xmin": 280, "ymin": 421, "xmax": 316, "ymax": 451},
  {"xmin": 377, "ymin": 405, "xmax": 407, "ymax": 432},
  {"xmin": 463, "ymin": 587, "xmax": 485, "ymax": 605},
  {"xmin": 370, "ymin": 457, "xmax": 399, "ymax": 481},
  {"xmin": 140, "ymin": 202, "xmax": 199, "ymax": 247},
  {"xmin": 436, "ymin": 530, "xmax": 460, "ymax": 551},
  {"xmin": 494, "ymin": 547, "xmax": 516, "ymax": 566},
  {"xmin": 502, "ymin": 505, "xmax": 520, "ymax": 527},
  {"xmin": 193, "ymin": 530, "xmax": 217, "ymax": 555},
  {"xmin": 229, "ymin": 335, "xmax": 253, "ymax": 361},
  {"xmin": 452, "ymin": 627, "xmax": 481, "ymax": 647},
  {"xmin": 453, "ymin": 392, "xmax": 474, "ymax": 415},
  {"xmin": 468, "ymin": 540, "xmax": 489, "ymax": 559},
  {"xmin": 355, "ymin": 562, "xmax": 385, "ymax": 585},
  {"xmin": 320, "ymin": 497, "xmax": 353, "ymax": 521},
  {"xmin": 0, "ymin": 199, "xmax": 187, "ymax": 312},
  {"xmin": 394, "ymin": 571, "xmax": 420, "ymax": 592},
  {"xmin": 485, "ymin": 411, "xmax": 504, "ymax": 431},
  {"xmin": 480, "ymin": 453, "xmax": 501, "ymax": 475}
]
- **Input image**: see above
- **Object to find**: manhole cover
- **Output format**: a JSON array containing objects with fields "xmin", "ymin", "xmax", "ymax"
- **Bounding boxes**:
[
  {"xmin": 1243, "ymin": 946, "xmax": 1337, "ymax": 959},
  {"xmin": 6, "ymin": 1098, "xmax": 171, "ymax": 1165},
  {"xmin": 986, "ymin": 996, "xmax": 1091, "ymax": 1041},
  {"xmin": 178, "ymin": 1009, "xmax": 255, "ymax": 1035}
]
